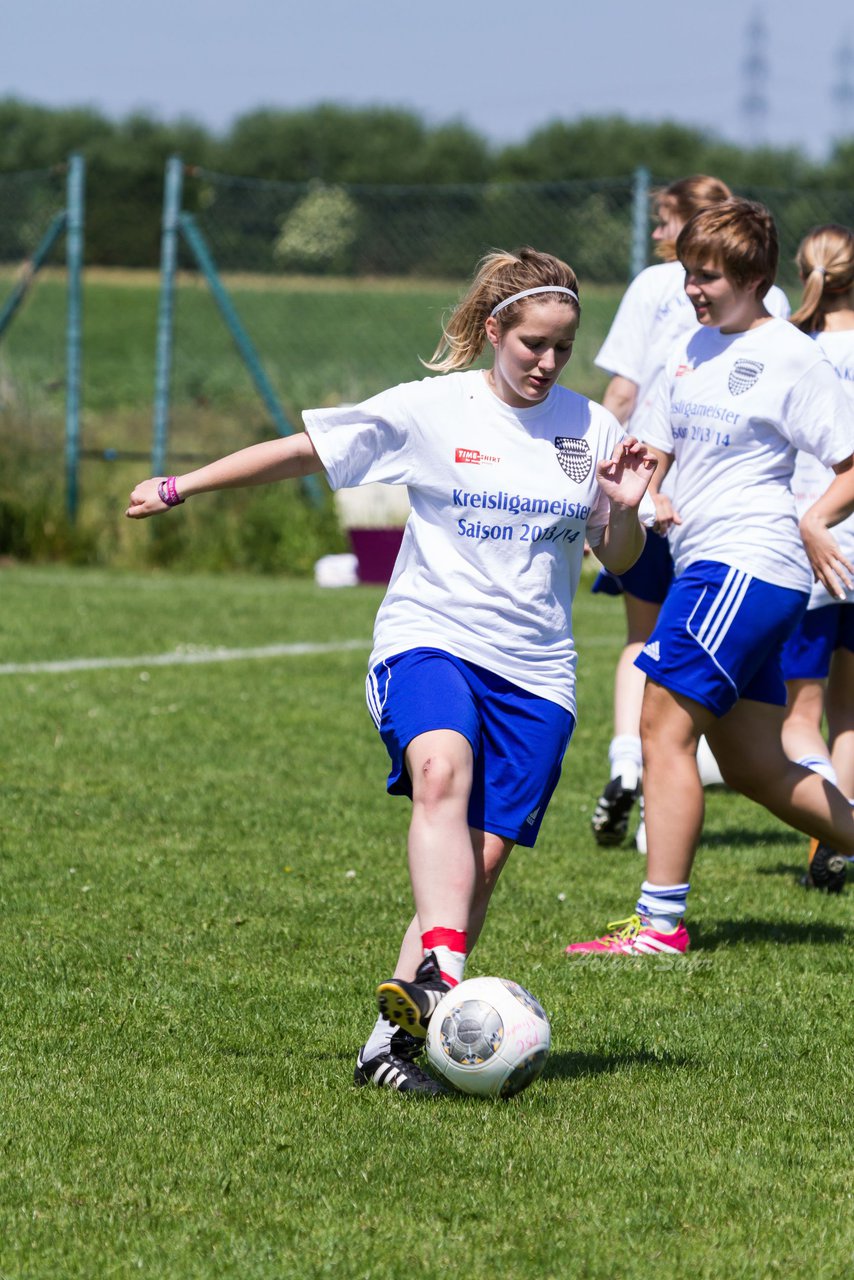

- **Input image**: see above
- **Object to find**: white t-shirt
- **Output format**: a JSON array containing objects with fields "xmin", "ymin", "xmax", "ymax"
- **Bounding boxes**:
[
  {"xmin": 637, "ymin": 317, "xmax": 854, "ymax": 591},
  {"xmin": 595, "ymin": 260, "xmax": 790, "ymax": 427},
  {"xmin": 791, "ymin": 328, "xmax": 854, "ymax": 608},
  {"xmin": 304, "ymin": 370, "xmax": 624, "ymax": 716}
]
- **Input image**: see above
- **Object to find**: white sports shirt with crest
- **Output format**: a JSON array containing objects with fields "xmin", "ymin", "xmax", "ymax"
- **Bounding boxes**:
[
  {"xmin": 595, "ymin": 260, "xmax": 790, "ymax": 425},
  {"xmin": 304, "ymin": 369, "xmax": 624, "ymax": 715},
  {"xmin": 637, "ymin": 317, "xmax": 854, "ymax": 592},
  {"xmin": 790, "ymin": 329, "xmax": 854, "ymax": 608}
]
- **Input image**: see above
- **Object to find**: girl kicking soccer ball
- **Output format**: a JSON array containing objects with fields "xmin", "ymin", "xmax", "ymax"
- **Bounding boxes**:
[
  {"xmin": 565, "ymin": 200, "xmax": 854, "ymax": 958},
  {"xmin": 127, "ymin": 247, "xmax": 657, "ymax": 1091}
]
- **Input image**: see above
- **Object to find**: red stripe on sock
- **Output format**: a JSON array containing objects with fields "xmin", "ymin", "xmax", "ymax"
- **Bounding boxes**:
[
  {"xmin": 422, "ymin": 927, "xmax": 467, "ymax": 953},
  {"xmin": 440, "ymin": 972, "xmax": 459, "ymax": 987}
]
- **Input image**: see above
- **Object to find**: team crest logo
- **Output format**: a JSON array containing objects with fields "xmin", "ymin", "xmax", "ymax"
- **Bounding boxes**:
[
  {"xmin": 728, "ymin": 359, "xmax": 764, "ymax": 395},
  {"xmin": 554, "ymin": 436, "xmax": 592, "ymax": 482}
]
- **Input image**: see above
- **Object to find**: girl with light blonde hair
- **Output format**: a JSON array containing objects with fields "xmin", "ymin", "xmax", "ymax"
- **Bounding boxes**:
[
  {"xmin": 790, "ymin": 223, "xmax": 854, "ymax": 333},
  {"xmin": 126, "ymin": 246, "xmax": 657, "ymax": 1093}
]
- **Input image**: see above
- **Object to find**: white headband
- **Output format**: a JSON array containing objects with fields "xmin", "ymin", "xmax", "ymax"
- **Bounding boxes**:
[{"xmin": 490, "ymin": 285, "xmax": 579, "ymax": 317}]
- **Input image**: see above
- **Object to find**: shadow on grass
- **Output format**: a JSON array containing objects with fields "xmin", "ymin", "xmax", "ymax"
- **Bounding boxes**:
[
  {"xmin": 692, "ymin": 917, "xmax": 851, "ymax": 951},
  {"xmin": 755, "ymin": 861, "xmax": 809, "ymax": 881},
  {"xmin": 545, "ymin": 1047, "xmax": 693, "ymax": 1081},
  {"xmin": 700, "ymin": 829, "xmax": 803, "ymax": 849}
]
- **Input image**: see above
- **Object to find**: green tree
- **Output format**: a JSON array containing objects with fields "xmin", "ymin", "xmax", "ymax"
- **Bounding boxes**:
[
  {"xmin": 494, "ymin": 115, "xmax": 820, "ymax": 189},
  {"xmin": 215, "ymin": 105, "xmax": 492, "ymax": 185}
]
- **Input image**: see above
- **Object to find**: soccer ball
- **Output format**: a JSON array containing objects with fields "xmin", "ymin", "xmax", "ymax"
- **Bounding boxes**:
[{"xmin": 425, "ymin": 976, "xmax": 551, "ymax": 1098}]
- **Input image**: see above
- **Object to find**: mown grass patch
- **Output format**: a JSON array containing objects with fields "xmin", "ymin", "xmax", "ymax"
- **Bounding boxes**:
[{"xmin": 0, "ymin": 566, "xmax": 850, "ymax": 1279}]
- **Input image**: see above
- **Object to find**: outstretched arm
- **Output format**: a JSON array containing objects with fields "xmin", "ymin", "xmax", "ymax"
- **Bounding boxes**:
[
  {"xmin": 595, "ymin": 436, "xmax": 658, "ymax": 575},
  {"xmin": 799, "ymin": 454, "xmax": 854, "ymax": 599},
  {"xmin": 125, "ymin": 432, "xmax": 324, "ymax": 519}
]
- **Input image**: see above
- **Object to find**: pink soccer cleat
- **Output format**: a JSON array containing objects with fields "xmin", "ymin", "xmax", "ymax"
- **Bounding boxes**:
[{"xmin": 565, "ymin": 914, "xmax": 690, "ymax": 956}]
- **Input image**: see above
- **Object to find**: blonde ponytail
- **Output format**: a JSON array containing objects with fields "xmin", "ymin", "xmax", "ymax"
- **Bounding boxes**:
[
  {"xmin": 790, "ymin": 225, "xmax": 854, "ymax": 332},
  {"xmin": 424, "ymin": 247, "xmax": 580, "ymax": 373}
]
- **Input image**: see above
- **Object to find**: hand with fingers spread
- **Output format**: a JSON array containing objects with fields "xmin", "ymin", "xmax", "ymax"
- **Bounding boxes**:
[
  {"xmin": 594, "ymin": 435, "xmax": 658, "ymax": 510},
  {"xmin": 799, "ymin": 510, "xmax": 854, "ymax": 600}
]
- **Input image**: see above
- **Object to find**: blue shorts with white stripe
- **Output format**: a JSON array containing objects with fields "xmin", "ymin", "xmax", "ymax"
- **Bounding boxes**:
[
  {"xmin": 634, "ymin": 559, "xmax": 808, "ymax": 717},
  {"xmin": 780, "ymin": 600, "xmax": 854, "ymax": 681},
  {"xmin": 365, "ymin": 647, "xmax": 574, "ymax": 846}
]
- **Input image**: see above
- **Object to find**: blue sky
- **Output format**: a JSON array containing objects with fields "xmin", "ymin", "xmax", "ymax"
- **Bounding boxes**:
[{"xmin": 6, "ymin": 1, "xmax": 854, "ymax": 157}]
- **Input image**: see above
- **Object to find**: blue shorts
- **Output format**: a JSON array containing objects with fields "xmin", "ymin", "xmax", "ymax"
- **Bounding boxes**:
[
  {"xmin": 365, "ymin": 648, "xmax": 574, "ymax": 846},
  {"xmin": 591, "ymin": 531, "xmax": 674, "ymax": 605},
  {"xmin": 780, "ymin": 602, "xmax": 854, "ymax": 681},
  {"xmin": 634, "ymin": 560, "xmax": 809, "ymax": 717}
]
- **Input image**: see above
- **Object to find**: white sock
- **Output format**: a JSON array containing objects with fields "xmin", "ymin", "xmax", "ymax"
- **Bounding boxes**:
[
  {"xmin": 697, "ymin": 735, "xmax": 724, "ymax": 787},
  {"xmin": 636, "ymin": 880, "xmax": 690, "ymax": 932},
  {"xmin": 609, "ymin": 734, "xmax": 642, "ymax": 790},
  {"xmin": 796, "ymin": 754, "xmax": 839, "ymax": 788},
  {"xmin": 362, "ymin": 1014, "xmax": 395, "ymax": 1060}
]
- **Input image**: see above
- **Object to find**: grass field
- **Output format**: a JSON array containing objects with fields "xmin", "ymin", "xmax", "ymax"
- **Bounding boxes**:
[
  {"xmin": 0, "ymin": 269, "xmax": 625, "ymax": 570},
  {"xmin": 1, "ymin": 269, "xmax": 617, "ymax": 424},
  {"xmin": 0, "ymin": 564, "xmax": 851, "ymax": 1279}
]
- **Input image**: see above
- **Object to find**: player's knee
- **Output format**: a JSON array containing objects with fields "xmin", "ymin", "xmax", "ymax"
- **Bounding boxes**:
[{"xmin": 411, "ymin": 753, "xmax": 467, "ymax": 808}]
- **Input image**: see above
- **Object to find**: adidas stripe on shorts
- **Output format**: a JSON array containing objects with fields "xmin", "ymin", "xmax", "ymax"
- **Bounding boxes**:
[
  {"xmin": 634, "ymin": 559, "xmax": 808, "ymax": 717},
  {"xmin": 365, "ymin": 647, "xmax": 574, "ymax": 846}
]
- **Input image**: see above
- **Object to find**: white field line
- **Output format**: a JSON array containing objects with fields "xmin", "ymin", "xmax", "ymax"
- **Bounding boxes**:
[{"xmin": 0, "ymin": 638, "xmax": 371, "ymax": 677}]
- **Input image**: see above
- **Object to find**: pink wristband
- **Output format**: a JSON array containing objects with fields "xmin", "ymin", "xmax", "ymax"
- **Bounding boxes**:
[{"xmin": 157, "ymin": 476, "xmax": 184, "ymax": 507}]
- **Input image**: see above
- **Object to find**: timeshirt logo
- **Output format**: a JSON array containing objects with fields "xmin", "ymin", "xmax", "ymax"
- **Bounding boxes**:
[{"xmin": 455, "ymin": 448, "xmax": 501, "ymax": 465}]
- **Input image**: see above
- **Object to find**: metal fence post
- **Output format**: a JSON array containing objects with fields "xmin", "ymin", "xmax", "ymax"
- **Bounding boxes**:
[
  {"xmin": 178, "ymin": 210, "xmax": 323, "ymax": 506},
  {"xmin": 64, "ymin": 154, "xmax": 85, "ymax": 522},
  {"xmin": 0, "ymin": 212, "xmax": 67, "ymax": 341},
  {"xmin": 630, "ymin": 166, "xmax": 651, "ymax": 279},
  {"xmin": 152, "ymin": 156, "xmax": 184, "ymax": 476}
]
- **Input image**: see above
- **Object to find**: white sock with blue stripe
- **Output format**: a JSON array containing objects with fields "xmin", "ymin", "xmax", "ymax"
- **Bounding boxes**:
[
  {"xmin": 795, "ymin": 754, "xmax": 839, "ymax": 788},
  {"xmin": 636, "ymin": 881, "xmax": 690, "ymax": 933}
]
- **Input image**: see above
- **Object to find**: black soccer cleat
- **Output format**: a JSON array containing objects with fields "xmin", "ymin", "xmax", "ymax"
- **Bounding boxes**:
[
  {"xmin": 802, "ymin": 841, "xmax": 847, "ymax": 894},
  {"xmin": 376, "ymin": 951, "xmax": 450, "ymax": 1039},
  {"xmin": 591, "ymin": 777, "xmax": 640, "ymax": 847},
  {"xmin": 354, "ymin": 1028, "xmax": 447, "ymax": 1094}
]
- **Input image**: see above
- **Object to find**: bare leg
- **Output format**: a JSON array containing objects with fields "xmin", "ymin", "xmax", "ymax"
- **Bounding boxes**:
[
  {"xmin": 405, "ymin": 728, "xmax": 476, "ymax": 934},
  {"xmin": 613, "ymin": 594, "xmax": 660, "ymax": 739},
  {"xmin": 781, "ymin": 677, "xmax": 830, "ymax": 770},
  {"xmin": 392, "ymin": 830, "xmax": 514, "ymax": 979},
  {"xmin": 392, "ymin": 916, "xmax": 425, "ymax": 982},
  {"xmin": 827, "ymin": 648, "xmax": 854, "ymax": 796},
  {"xmin": 706, "ymin": 699, "xmax": 854, "ymax": 852},
  {"xmin": 641, "ymin": 681, "xmax": 717, "ymax": 884},
  {"xmin": 361, "ymin": 732, "xmax": 514, "ymax": 1075},
  {"xmin": 466, "ymin": 830, "xmax": 515, "ymax": 950}
]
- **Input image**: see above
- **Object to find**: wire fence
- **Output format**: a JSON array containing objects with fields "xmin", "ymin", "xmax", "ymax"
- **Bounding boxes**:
[
  {"xmin": 186, "ymin": 168, "xmax": 639, "ymax": 282},
  {"xmin": 183, "ymin": 166, "xmax": 854, "ymax": 287},
  {"xmin": 0, "ymin": 160, "xmax": 86, "ymax": 531},
  {"xmin": 0, "ymin": 165, "xmax": 69, "ymax": 429},
  {"xmin": 3, "ymin": 159, "xmax": 854, "ymax": 528},
  {"xmin": 159, "ymin": 167, "xmax": 642, "ymax": 460},
  {"xmin": 154, "ymin": 165, "xmax": 854, "ymax": 469}
]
